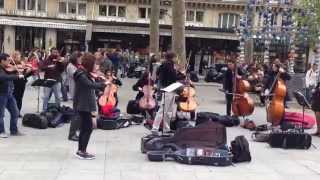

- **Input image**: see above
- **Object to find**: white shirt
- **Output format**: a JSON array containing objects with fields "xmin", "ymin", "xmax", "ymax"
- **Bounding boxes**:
[{"xmin": 306, "ymin": 69, "xmax": 319, "ymax": 88}]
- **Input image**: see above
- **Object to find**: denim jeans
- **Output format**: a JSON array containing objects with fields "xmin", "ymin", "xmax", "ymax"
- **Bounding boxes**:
[
  {"xmin": 42, "ymin": 82, "xmax": 61, "ymax": 112},
  {"xmin": 0, "ymin": 94, "xmax": 19, "ymax": 134}
]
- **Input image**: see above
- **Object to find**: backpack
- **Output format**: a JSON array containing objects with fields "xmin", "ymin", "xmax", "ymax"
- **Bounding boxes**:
[{"xmin": 230, "ymin": 136, "xmax": 251, "ymax": 163}]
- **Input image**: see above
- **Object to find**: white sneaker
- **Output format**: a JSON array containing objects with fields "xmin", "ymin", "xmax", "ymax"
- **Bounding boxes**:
[{"xmin": 0, "ymin": 133, "xmax": 9, "ymax": 138}]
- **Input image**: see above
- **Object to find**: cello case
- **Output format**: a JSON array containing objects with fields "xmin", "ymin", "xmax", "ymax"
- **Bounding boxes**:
[{"xmin": 141, "ymin": 121, "xmax": 227, "ymax": 153}]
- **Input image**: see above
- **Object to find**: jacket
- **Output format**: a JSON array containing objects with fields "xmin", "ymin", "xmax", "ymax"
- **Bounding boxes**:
[
  {"xmin": 0, "ymin": 66, "xmax": 19, "ymax": 95},
  {"xmin": 73, "ymin": 69, "xmax": 106, "ymax": 112},
  {"xmin": 40, "ymin": 55, "xmax": 65, "ymax": 82},
  {"xmin": 312, "ymin": 85, "xmax": 320, "ymax": 112},
  {"xmin": 158, "ymin": 60, "xmax": 177, "ymax": 88},
  {"xmin": 305, "ymin": 69, "xmax": 319, "ymax": 88}
]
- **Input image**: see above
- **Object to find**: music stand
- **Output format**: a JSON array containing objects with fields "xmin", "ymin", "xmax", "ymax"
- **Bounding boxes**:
[
  {"xmin": 31, "ymin": 79, "xmax": 57, "ymax": 112},
  {"xmin": 293, "ymin": 91, "xmax": 311, "ymax": 133}
]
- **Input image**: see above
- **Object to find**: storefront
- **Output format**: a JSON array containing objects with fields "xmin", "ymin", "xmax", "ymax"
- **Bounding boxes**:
[
  {"xmin": 15, "ymin": 26, "xmax": 46, "ymax": 54},
  {"xmin": 57, "ymin": 30, "xmax": 86, "ymax": 54}
]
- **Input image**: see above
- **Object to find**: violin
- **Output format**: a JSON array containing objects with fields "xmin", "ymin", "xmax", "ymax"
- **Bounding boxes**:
[
  {"xmin": 5, "ymin": 58, "xmax": 32, "ymax": 75},
  {"xmin": 139, "ymin": 71, "xmax": 156, "ymax": 110},
  {"xmin": 98, "ymin": 72, "xmax": 118, "ymax": 109},
  {"xmin": 266, "ymin": 68, "xmax": 287, "ymax": 126},
  {"xmin": 178, "ymin": 52, "xmax": 198, "ymax": 112},
  {"xmin": 231, "ymin": 60, "xmax": 255, "ymax": 117}
]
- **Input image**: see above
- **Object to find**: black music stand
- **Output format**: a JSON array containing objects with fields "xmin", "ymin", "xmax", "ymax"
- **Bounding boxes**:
[
  {"xmin": 293, "ymin": 91, "xmax": 311, "ymax": 133},
  {"xmin": 31, "ymin": 79, "xmax": 57, "ymax": 112}
]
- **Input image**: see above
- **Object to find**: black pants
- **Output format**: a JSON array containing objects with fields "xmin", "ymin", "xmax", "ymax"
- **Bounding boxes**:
[
  {"xmin": 13, "ymin": 80, "xmax": 27, "ymax": 112},
  {"xmin": 226, "ymin": 94, "xmax": 233, "ymax": 116},
  {"xmin": 78, "ymin": 111, "xmax": 93, "ymax": 152}
]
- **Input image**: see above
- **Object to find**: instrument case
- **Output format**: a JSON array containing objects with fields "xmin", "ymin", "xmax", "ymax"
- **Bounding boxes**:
[{"xmin": 268, "ymin": 131, "xmax": 312, "ymax": 149}]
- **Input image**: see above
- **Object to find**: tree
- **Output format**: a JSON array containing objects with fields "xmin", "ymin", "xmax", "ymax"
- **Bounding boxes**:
[
  {"xmin": 172, "ymin": 0, "xmax": 186, "ymax": 66},
  {"xmin": 149, "ymin": 0, "xmax": 160, "ymax": 57}
]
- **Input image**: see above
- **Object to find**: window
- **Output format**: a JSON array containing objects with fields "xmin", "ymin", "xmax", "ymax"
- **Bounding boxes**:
[
  {"xmin": 17, "ymin": 0, "xmax": 26, "ymax": 10},
  {"xmin": 78, "ymin": 3, "xmax": 86, "ymax": 15},
  {"xmin": 99, "ymin": 5, "xmax": 107, "ymax": 16},
  {"xmin": 68, "ymin": 2, "xmax": 76, "ymax": 14},
  {"xmin": 108, "ymin": 5, "xmax": 117, "ymax": 16},
  {"xmin": 118, "ymin": 6, "xmax": 126, "ymax": 17},
  {"xmin": 59, "ymin": 2, "xmax": 67, "ymax": 13},
  {"xmin": 139, "ymin": 8, "xmax": 147, "ymax": 19},
  {"xmin": 159, "ymin": 9, "xmax": 166, "ymax": 20},
  {"xmin": 0, "ymin": 0, "xmax": 4, "ymax": 8},
  {"xmin": 186, "ymin": 10, "xmax": 195, "ymax": 21},
  {"xmin": 27, "ymin": 0, "xmax": 35, "ymax": 10},
  {"xmin": 37, "ymin": 0, "xmax": 46, "ymax": 12},
  {"xmin": 218, "ymin": 13, "xmax": 239, "ymax": 29},
  {"xmin": 195, "ymin": 11, "xmax": 204, "ymax": 22}
]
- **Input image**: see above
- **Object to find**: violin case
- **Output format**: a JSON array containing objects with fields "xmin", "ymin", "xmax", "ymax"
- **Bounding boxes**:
[
  {"xmin": 268, "ymin": 130, "xmax": 312, "ymax": 149},
  {"xmin": 97, "ymin": 113, "xmax": 144, "ymax": 130},
  {"xmin": 22, "ymin": 113, "xmax": 48, "ymax": 129},
  {"xmin": 147, "ymin": 147, "xmax": 232, "ymax": 166},
  {"xmin": 141, "ymin": 121, "xmax": 227, "ymax": 153}
]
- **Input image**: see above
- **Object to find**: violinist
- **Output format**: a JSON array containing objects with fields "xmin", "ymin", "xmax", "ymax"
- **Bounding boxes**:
[
  {"xmin": 0, "ymin": 53, "xmax": 25, "ymax": 138},
  {"xmin": 132, "ymin": 71, "xmax": 156, "ymax": 119},
  {"xmin": 40, "ymin": 48, "xmax": 66, "ymax": 112},
  {"xmin": 73, "ymin": 53, "xmax": 110, "ymax": 160},
  {"xmin": 11, "ymin": 51, "xmax": 34, "ymax": 117}
]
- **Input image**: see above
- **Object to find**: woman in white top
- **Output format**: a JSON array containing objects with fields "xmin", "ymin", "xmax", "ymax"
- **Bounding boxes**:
[
  {"xmin": 305, "ymin": 63, "xmax": 319, "ymax": 102},
  {"xmin": 66, "ymin": 52, "xmax": 82, "ymax": 100}
]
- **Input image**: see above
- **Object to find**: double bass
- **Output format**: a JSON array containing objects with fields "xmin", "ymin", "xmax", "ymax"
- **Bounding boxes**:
[
  {"xmin": 266, "ymin": 69, "xmax": 286, "ymax": 126},
  {"xmin": 231, "ymin": 60, "xmax": 255, "ymax": 117}
]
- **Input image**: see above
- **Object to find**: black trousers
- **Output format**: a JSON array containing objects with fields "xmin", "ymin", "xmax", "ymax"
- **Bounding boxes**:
[
  {"xmin": 78, "ymin": 111, "xmax": 93, "ymax": 152},
  {"xmin": 13, "ymin": 80, "xmax": 27, "ymax": 112},
  {"xmin": 226, "ymin": 94, "xmax": 233, "ymax": 116}
]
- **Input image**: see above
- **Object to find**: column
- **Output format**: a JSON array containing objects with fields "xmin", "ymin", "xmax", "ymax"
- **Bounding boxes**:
[
  {"xmin": 3, "ymin": 25, "xmax": 15, "ymax": 54},
  {"xmin": 45, "ymin": 28, "xmax": 57, "ymax": 50}
]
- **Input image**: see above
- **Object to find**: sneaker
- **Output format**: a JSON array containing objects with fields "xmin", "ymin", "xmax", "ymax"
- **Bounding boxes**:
[
  {"xmin": 0, "ymin": 133, "xmax": 8, "ymax": 138},
  {"xmin": 10, "ymin": 131, "xmax": 25, "ymax": 136},
  {"xmin": 75, "ymin": 151, "xmax": 95, "ymax": 160}
]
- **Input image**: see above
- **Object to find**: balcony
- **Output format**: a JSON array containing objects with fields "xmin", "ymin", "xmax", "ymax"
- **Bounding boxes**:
[
  {"xmin": 56, "ymin": 13, "xmax": 87, "ymax": 21},
  {"xmin": 96, "ymin": 16, "xmax": 127, "ymax": 23},
  {"xmin": 0, "ymin": 9, "xmax": 47, "ymax": 18}
]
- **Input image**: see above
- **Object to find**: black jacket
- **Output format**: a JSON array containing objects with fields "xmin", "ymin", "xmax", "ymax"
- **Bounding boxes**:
[
  {"xmin": 0, "ymin": 66, "xmax": 19, "ymax": 95},
  {"xmin": 312, "ymin": 84, "xmax": 320, "ymax": 112},
  {"xmin": 158, "ymin": 60, "xmax": 177, "ymax": 88},
  {"xmin": 73, "ymin": 69, "xmax": 106, "ymax": 112},
  {"xmin": 223, "ymin": 67, "xmax": 244, "ymax": 93},
  {"xmin": 265, "ymin": 70, "xmax": 291, "ymax": 92}
]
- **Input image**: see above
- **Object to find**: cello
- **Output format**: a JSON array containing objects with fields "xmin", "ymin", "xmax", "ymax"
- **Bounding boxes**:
[
  {"xmin": 98, "ymin": 72, "xmax": 118, "ymax": 109},
  {"xmin": 139, "ymin": 71, "xmax": 156, "ymax": 110},
  {"xmin": 266, "ymin": 66, "xmax": 287, "ymax": 126},
  {"xmin": 178, "ymin": 52, "xmax": 198, "ymax": 112},
  {"xmin": 231, "ymin": 60, "xmax": 255, "ymax": 117}
]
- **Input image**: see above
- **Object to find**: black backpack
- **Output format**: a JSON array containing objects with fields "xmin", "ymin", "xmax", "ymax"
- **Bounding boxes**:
[{"xmin": 231, "ymin": 136, "xmax": 251, "ymax": 163}]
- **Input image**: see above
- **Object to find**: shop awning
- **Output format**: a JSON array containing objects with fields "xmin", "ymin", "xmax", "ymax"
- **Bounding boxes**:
[{"xmin": 0, "ymin": 18, "xmax": 87, "ymax": 30}]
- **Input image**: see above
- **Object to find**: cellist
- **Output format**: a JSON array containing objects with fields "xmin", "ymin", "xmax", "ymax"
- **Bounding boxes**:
[{"xmin": 223, "ymin": 59, "xmax": 244, "ymax": 116}]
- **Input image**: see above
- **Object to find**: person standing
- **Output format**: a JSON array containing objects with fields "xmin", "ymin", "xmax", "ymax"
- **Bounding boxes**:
[
  {"xmin": 73, "ymin": 53, "xmax": 109, "ymax": 160},
  {"xmin": 66, "ymin": 51, "xmax": 82, "ymax": 100},
  {"xmin": 0, "ymin": 53, "xmax": 25, "ymax": 138},
  {"xmin": 223, "ymin": 60, "xmax": 237, "ymax": 116},
  {"xmin": 151, "ymin": 52, "xmax": 179, "ymax": 135},
  {"xmin": 311, "ymin": 82, "xmax": 320, "ymax": 136},
  {"xmin": 94, "ymin": 50, "xmax": 113, "ymax": 74},
  {"xmin": 12, "ymin": 51, "xmax": 33, "ymax": 117},
  {"xmin": 305, "ymin": 64, "xmax": 319, "ymax": 103},
  {"xmin": 40, "ymin": 48, "xmax": 66, "ymax": 112}
]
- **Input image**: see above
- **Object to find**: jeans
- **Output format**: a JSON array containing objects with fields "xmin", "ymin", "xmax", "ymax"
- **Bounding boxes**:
[
  {"xmin": 0, "ymin": 94, "xmax": 19, "ymax": 134},
  {"xmin": 42, "ymin": 82, "xmax": 61, "ymax": 112},
  {"xmin": 226, "ymin": 94, "xmax": 233, "ymax": 116},
  {"xmin": 78, "ymin": 111, "xmax": 93, "ymax": 152},
  {"xmin": 152, "ymin": 92, "xmax": 177, "ymax": 132}
]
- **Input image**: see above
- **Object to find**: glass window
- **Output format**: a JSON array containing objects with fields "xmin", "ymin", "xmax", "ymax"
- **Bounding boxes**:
[
  {"xmin": 219, "ymin": 13, "xmax": 239, "ymax": 29},
  {"xmin": 186, "ymin": 10, "xmax": 194, "ymax": 21},
  {"xmin": 27, "ymin": 0, "xmax": 36, "ymax": 10},
  {"xmin": 99, "ymin": 5, "xmax": 107, "ymax": 16},
  {"xmin": 139, "ymin": 8, "xmax": 147, "ymax": 19},
  {"xmin": 196, "ymin": 11, "xmax": 204, "ymax": 22},
  {"xmin": 17, "ymin": 0, "xmax": 26, "ymax": 10},
  {"xmin": 37, "ymin": 0, "xmax": 46, "ymax": 12},
  {"xmin": 68, "ymin": 2, "xmax": 77, "ymax": 14},
  {"xmin": 59, "ymin": 2, "xmax": 67, "ymax": 13},
  {"xmin": 222, "ymin": 14, "xmax": 228, "ymax": 28},
  {"xmin": 108, "ymin": 5, "xmax": 117, "ymax": 16},
  {"xmin": 118, "ymin": 6, "xmax": 126, "ymax": 17},
  {"xmin": 159, "ymin": 9, "xmax": 165, "ymax": 19},
  {"xmin": 0, "ymin": 0, "xmax": 4, "ymax": 8},
  {"xmin": 78, "ymin": 3, "xmax": 86, "ymax": 15},
  {"xmin": 148, "ymin": 8, "xmax": 151, "ymax": 18},
  {"xmin": 228, "ymin": 14, "xmax": 235, "ymax": 28}
]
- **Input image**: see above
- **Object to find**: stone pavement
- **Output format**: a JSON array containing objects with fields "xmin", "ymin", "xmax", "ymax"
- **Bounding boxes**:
[{"xmin": 0, "ymin": 78, "xmax": 320, "ymax": 180}]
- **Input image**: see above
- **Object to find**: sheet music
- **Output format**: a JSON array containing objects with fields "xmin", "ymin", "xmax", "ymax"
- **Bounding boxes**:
[{"xmin": 161, "ymin": 82, "xmax": 183, "ymax": 92}]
